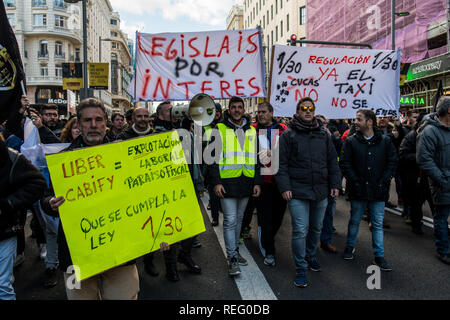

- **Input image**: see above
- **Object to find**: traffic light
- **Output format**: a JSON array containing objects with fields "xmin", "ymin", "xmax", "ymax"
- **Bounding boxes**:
[{"xmin": 290, "ymin": 34, "xmax": 297, "ymax": 46}]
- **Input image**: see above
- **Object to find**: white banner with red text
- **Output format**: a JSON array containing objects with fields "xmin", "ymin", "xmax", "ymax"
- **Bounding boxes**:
[{"xmin": 269, "ymin": 45, "xmax": 401, "ymax": 119}]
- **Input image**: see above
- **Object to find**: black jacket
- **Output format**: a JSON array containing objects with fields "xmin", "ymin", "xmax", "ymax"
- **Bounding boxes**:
[
  {"xmin": 417, "ymin": 113, "xmax": 450, "ymax": 205},
  {"xmin": 340, "ymin": 130, "xmax": 398, "ymax": 201},
  {"xmin": 275, "ymin": 115, "xmax": 341, "ymax": 201},
  {"xmin": 0, "ymin": 145, "xmax": 46, "ymax": 240},
  {"xmin": 208, "ymin": 110, "xmax": 263, "ymax": 198}
]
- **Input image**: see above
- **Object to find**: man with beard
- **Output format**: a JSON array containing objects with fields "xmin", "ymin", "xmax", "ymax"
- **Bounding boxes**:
[
  {"xmin": 41, "ymin": 104, "xmax": 65, "ymax": 139},
  {"xmin": 276, "ymin": 97, "xmax": 340, "ymax": 288},
  {"xmin": 341, "ymin": 109, "xmax": 397, "ymax": 271},
  {"xmin": 41, "ymin": 98, "xmax": 166, "ymax": 299},
  {"xmin": 253, "ymin": 101, "xmax": 287, "ymax": 266},
  {"xmin": 106, "ymin": 113, "xmax": 125, "ymax": 141},
  {"xmin": 209, "ymin": 96, "xmax": 262, "ymax": 277}
]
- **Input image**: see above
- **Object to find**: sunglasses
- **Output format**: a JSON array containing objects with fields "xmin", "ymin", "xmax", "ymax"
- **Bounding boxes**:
[{"xmin": 299, "ymin": 106, "xmax": 315, "ymax": 112}]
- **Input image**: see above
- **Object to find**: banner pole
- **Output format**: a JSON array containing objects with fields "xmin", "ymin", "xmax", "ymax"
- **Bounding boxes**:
[{"xmin": 267, "ymin": 45, "xmax": 275, "ymax": 103}]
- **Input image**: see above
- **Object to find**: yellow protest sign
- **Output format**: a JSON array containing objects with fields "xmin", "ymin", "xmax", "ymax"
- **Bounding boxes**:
[
  {"xmin": 45, "ymin": 131, "xmax": 205, "ymax": 281},
  {"xmin": 88, "ymin": 62, "xmax": 109, "ymax": 90}
]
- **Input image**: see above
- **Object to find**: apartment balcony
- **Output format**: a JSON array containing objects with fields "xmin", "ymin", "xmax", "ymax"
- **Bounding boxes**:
[
  {"xmin": 54, "ymin": 52, "xmax": 66, "ymax": 60},
  {"xmin": 25, "ymin": 27, "xmax": 82, "ymax": 44},
  {"xmin": 26, "ymin": 75, "xmax": 63, "ymax": 86},
  {"xmin": 37, "ymin": 51, "xmax": 49, "ymax": 58}
]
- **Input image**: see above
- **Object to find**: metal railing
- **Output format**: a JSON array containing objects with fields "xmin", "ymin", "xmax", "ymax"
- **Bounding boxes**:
[{"xmin": 37, "ymin": 51, "xmax": 49, "ymax": 58}]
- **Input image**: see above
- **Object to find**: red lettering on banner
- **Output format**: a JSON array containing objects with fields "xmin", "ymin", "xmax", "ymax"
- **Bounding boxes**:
[
  {"xmin": 235, "ymin": 79, "xmax": 244, "ymax": 95},
  {"xmin": 249, "ymin": 77, "xmax": 261, "ymax": 96},
  {"xmin": 218, "ymin": 36, "xmax": 230, "ymax": 57},
  {"xmin": 238, "ymin": 31, "xmax": 243, "ymax": 52},
  {"xmin": 309, "ymin": 56, "xmax": 317, "ymax": 64},
  {"xmin": 246, "ymin": 32, "xmax": 259, "ymax": 54},
  {"xmin": 204, "ymin": 36, "xmax": 216, "ymax": 58},
  {"xmin": 201, "ymin": 81, "xmax": 213, "ymax": 95},
  {"xmin": 318, "ymin": 67, "xmax": 329, "ymax": 81},
  {"xmin": 153, "ymin": 77, "xmax": 172, "ymax": 99},
  {"xmin": 295, "ymin": 88, "xmax": 319, "ymax": 102},
  {"xmin": 327, "ymin": 68, "xmax": 338, "ymax": 81},
  {"xmin": 164, "ymin": 38, "xmax": 177, "ymax": 60},
  {"xmin": 188, "ymin": 37, "xmax": 201, "ymax": 58},
  {"xmin": 137, "ymin": 35, "xmax": 151, "ymax": 55},
  {"xmin": 180, "ymin": 34, "xmax": 185, "ymax": 57},
  {"xmin": 141, "ymin": 69, "xmax": 151, "ymax": 98},
  {"xmin": 220, "ymin": 80, "xmax": 232, "ymax": 97},
  {"xmin": 316, "ymin": 56, "xmax": 324, "ymax": 64},
  {"xmin": 151, "ymin": 37, "xmax": 166, "ymax": 57},
  {"xmin": 177, "ymin": 81, "xmax": 196, "ymax": 99}
]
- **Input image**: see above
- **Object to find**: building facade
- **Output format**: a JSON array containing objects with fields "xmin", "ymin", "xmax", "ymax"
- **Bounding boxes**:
[
  {"xmin": 5, "ymin": 0, "xmax": 134, "ymax": 117},
  {"xmin": 6, "ymin": 0, "xmax": 82, "ymax": 116}
]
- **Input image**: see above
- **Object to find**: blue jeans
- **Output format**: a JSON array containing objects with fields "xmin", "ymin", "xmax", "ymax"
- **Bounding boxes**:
[
  {"xmin": 37, "ymin": 202, "xmax": 59, "ymax": 269},
  {"xmin": 289, "ymin": 198, "xmax": 328, "ymax": 273},
  {"xmin": 221, "ymin": 197, "xmax": 249, "ymax": 261},
  {"xmin": 0, "ymin": 236, "xmax": 17, "ymax": 300},
  {"xmin": 433, "ymin": 205, "xmax": 450, "ymax": 255},
  {"xmin": 346, "ymin": 201, "xmax": 385, "ymax": 257},
  {"xmin": 320, "ymin": 196, "xmax": 336, "ymax": 245}
]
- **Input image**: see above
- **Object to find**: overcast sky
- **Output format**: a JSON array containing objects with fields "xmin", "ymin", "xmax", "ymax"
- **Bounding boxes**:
[{"xmin": 109, "ymin": 0, "xmax": 240, "ymax": 40}]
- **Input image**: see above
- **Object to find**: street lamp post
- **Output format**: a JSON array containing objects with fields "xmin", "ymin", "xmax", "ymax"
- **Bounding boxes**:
[
  {"xmin": 64, "ymin": 0, "xmax": 89, "ymax": 99},
  {"xmin": 391, "ymin": 0, "xmax": 410, "ymax": 51},
  {"xmin": 98, "ymin": 37, "xmax": 112, "ymax": 102}
]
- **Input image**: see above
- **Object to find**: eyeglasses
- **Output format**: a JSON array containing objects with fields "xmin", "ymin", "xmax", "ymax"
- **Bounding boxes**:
[{"xmin": 299, "ymin": 106, "xmax": 315, "ymax": 112}]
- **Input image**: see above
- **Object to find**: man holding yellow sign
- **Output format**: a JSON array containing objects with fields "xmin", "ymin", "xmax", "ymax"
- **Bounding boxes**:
[{"xmin": 41, "ymin": 98, "xmax": 205, "ymax": 300}]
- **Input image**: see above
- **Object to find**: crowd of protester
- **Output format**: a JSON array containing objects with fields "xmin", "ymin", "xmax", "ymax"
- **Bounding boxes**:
[{"xmin": 0, "ymin": 94, "xmax": 449, "ymax": 299}]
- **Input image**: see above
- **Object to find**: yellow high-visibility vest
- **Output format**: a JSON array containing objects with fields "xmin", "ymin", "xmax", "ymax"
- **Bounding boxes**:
[{"xmin": 217, "ymin": 123, "xmax": 257, "ymax": 179}]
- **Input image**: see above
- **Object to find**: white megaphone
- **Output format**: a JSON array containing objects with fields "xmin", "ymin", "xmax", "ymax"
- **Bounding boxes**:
[{"xmin": 170, "ymin": 93, "xmax": 216, "ymax": 126}]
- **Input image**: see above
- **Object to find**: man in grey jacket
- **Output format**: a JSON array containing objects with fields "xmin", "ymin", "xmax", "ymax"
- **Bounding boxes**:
[
  {"xmin": 417, "ymin": 97, "xmax": 450, "ymax": 265},
  {"xmin": 276, "ymin": 97, "xmax": 340, "ymax": 288}
]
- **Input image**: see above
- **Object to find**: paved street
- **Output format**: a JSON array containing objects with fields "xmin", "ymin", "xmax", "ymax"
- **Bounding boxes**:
[{"xmin": 13, "ymin": 191, "xmax": 450, "ymax": 300}]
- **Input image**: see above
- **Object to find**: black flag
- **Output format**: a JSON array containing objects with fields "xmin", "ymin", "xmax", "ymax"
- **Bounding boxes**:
[
  {"xmin": 432, "ymin": 80, "xmax": 444, "ymax": 113},
  {"xmin": 0, "ymin": 0, "xmax": 26, "ymax": 123}
]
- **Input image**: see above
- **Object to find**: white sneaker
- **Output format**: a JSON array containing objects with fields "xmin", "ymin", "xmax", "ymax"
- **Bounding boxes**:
[
  {"xmin": 14, "ymin": 254, "xmax": 25, "ymax": 267},
  {"xmin": 39, "ymin": 244, "xmax": 47, "ymax": 260},
  {"xmin": 264, "ymin": 254, "xmax": 276, "ymax": 266}
]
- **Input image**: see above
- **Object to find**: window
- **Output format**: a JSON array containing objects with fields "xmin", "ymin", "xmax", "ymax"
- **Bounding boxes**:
[
  {"xmin": 112, "ymin": 42, "xmax": 117, "ymax": 49},
  {"xmin": 75, "ymin": 48, "xmax": 80, "ymax": 61},
  {"xmin": 4, "ymin": 0, "xmax": 15, "ymax": 8},
  {"xmin": 266, "ymin": 10, "xmax": 269, "ymax": 25},
  {"xmin": 7, "ymin": 14, "xmax": 14, "ymax": 26},
  {"xmin": 32, "ymin": 0, "xmax": 46, "ymax": 7},
  {"xmin": 38, "ymin": 88, "xmax": 51, "ymax": 99},
  {"xmin": 34, "ymin": 14, "xmax": 47, "ymax": 26},
  {"xmin": 40, "ymin": 64, "xmax": 48, "ymax": 76},
  {"xmin": 263, "ymin": 15, "xmax": 265, "ymax": 28},
  {"xmin": 271, "ymin": 5, "xmax": 273, "ymax": 20},
  {"xmin": 287, "ymin": 14, "xmax": 289, "ymax": 32},
  {"xmin": 55, "ymin": 41, "xmax": 63, "ymax": 57},
  {"xmin": 54, "ymin": 0, "xmax": 67, "ymax": 9},
  {"xmin": 39, "ymin": 40, "xmax": 48, "ymax": 57},
  {"xmin": 110, "ymin": 19, "xmax": 117, "ymax": 25},
  {"xmin": 280, "ymin": 21, "xmax": 283, "ymax": 37},
  {"xmin": 111, "ymin": 31, "xmax": 118, "ymax": 37},
  {"xmin": 276, "ymin": 0, "xmax": 278, "ymax": 14},
  {"xmin": 276, "ymin": 26, "xmax": 278, "ymax": 41},
  {"xmin": 280, "ymin": 0, "xmax": 282, "ymax": 9},
  {"xmin": 271, "ymin": 30, "xmax": 273, "ymax": 47},
  {"xmin": 300, "ymin": 6, "xmax": 306, "ymax": 25},
  {"xmin": 55, "ymin": 15, "xmax": 67, "ymax": 28},
  {"xmin": 55, "ymin": 64, "xmax": 63, "ymax": 77}
]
